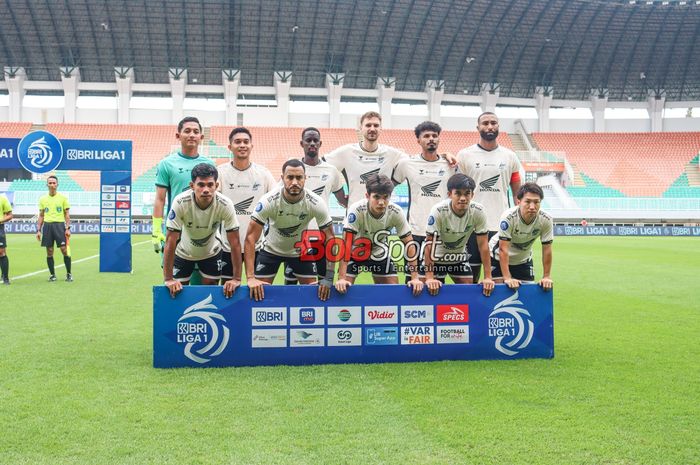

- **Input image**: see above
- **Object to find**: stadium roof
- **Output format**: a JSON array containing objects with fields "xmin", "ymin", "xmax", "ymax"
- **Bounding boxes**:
[{"xmin": 1, "ymin": 0, "xmax": 699, "ymax": 101}]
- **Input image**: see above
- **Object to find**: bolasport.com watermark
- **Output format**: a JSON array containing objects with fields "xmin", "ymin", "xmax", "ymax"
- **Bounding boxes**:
[{"xmin": 293, "ymin": 230, "xmax": 469, "ymax": 268}]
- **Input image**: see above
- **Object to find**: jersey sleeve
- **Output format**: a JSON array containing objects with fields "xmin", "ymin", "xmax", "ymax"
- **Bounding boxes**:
[
  {"xmin": 313, "ymin": 198, "xmax": 333, "ymax": 229},
  {"xmin": 165, "ymin": 203, "xmax": 182, "ymax": 231},
  {"xmin": 343, "ymin": 204, "xmax": 361, "ymax": 234},
  {"xmin": 391, "ymin": 158, "xmax": 408, "ymax": 184},
  {"xmin": 540, "ymin": 215, "xmax": 554, "ymax": 244},
  {"xmin": 222, "ymin": 203, "xmax": 239, "ymax": 232},
  {"xmin": 63, "ymin": 195, "xmax": 71, "ymax": 210},
  {"xmin": 250, "ymin": 196, "xmax": 272, "ymax": 226},
  {"xmin": 263, "ymin": 168, "xmax": 277, "ymax": 192},
  {"xmin": 474, "ymin": 208, "xmax": 488, "ymax": 235},
  {"xmin": 510, "ymin": 152, "xmax": 524, "ymax": 181},
  {"xmin": 425, "ymin": 205, "xmax": 439, "ymax": 237},
  {"xmin": 330, "ymin": 166, "xmax": 344, "ymax": 193},
  {"xmin": 155, "ymin": 158, "xmax": 170, "ymax": 188},
  {"xmin": 323, "ymin": 146, "xmax": 346, "ymax": 172},
  {"xmin": 497, "ymin": 212, "xmax": 514, "ymax": 241},
  {"xmin": 392, "ymin": 208, "xmax": 412, "ymax": 238}
]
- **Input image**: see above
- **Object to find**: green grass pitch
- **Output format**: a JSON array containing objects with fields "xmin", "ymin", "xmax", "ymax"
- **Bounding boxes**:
[{"xmin": 1, "ymin": 234, "xmax": 698, "ymax": 464}]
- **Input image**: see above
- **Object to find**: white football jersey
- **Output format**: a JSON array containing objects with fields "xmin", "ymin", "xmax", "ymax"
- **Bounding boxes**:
[
  {"xmin": 217, "ymin": 161, "xmax": 276, "ymax": 250},
  {"xmin": 324, "ymin": 143, "xmax": 408, "ymax": 208},
  {"xmin": 392, "ymin": 155, "xmax": 457, "ymax": 237},
  {"xmin": 166, "ymin": 191, "xmax": 239, "ymax": 261},
  {"xmin": 343, "ymin": 200, "xmax": 412, "ymax": 259},
  {"xmin": 251, "ymin": 187, "xmax": 333, "ymax": 258},
  {"xmin": 426, "ymin": 199, "xmax": 488, "ymax": 263},
  {"xmin": 302, "ymin": 160, "xmax": 344, "ymax": 228},
  {"xmin": 456, "ymin": 144, "xmax": 523, "ymax": 231},
  {"xmin": 489, "ymin": 206, "xmax": 554, "ymax": 265}
]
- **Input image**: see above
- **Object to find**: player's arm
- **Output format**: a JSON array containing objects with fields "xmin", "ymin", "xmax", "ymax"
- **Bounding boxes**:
[
  {"xmin": 163, "ymin": 229, "xmax": 183, "ymax": 298},
  {"xmin": 1, "ymin": 209, "xmax": 12, "ymax": 223},
  {"xmin": 440, "ymin": 152, "xmax": 458, "ymax": 167},
  {"xmin": 151, "ymin": 186, "xmax": 168, "ymax": 252},
  {"xmin": 317, "ymin": 224, "xmax": 336, "ymax": 301},
  {"xmin": 36, "ymin": 208, "xmax": 44, "ymax": 241},
  {"xmin": 498, "ymin": 239, "xmax": 520, "ymax": 290},
  {"xmin": 334, "ymin": 234, "xmax": 352, "ymax": 294},
  {"xmin": 64, "ymin": 208, "xmax": 71, "ymax": 238},
  {"xmin": 539, "ymin": 242, "xmax": 553, "ymax": 291},
  {"xmin": 424, "ymin": 233, "xmax": 442, "ymax": 296},
  {"xmin": 510, "ymin": 176, "xmax": 522, "ymax": 206},
  {"xmin": 476, "ymin": 233, "xmax": 494, "ymax": 296},
  {"xmin": 333, "ymin": 189, "xmax": 348, "ymax": 208},
  {"xmin": 401, "ymin": 233, "xmax": 423, "ymax": 296},
  {"xmin": 223, "ymin": 229, "xmax": 243, "ymax": 298},
  {"xmin": 244, "ymin": 219, "xmax": 266, "ymax": 301}
]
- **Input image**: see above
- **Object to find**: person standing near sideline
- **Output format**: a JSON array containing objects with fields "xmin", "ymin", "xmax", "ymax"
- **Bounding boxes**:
[
  {"xmin": 0, "ymin": 193, "xmax": 13, "ymax": 284},
  {"xmin": 36, "ymin": 175, "xmax": 72, "ymax": 282}
]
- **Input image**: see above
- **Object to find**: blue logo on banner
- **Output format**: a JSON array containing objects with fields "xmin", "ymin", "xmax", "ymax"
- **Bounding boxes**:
[
  {"xmin": 300, "ymin": 308, "xmax": 315, "ymax": 324},
  {"xmin": 18, "ymin": 131, "xmax": 63, "ymax": 173},
  {"xmin": 365, "ymin": 326, "xmax": 399, "ymax": 345}
]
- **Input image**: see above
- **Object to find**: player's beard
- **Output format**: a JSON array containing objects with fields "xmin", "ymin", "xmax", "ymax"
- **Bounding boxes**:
[{"xmin": 480, "ymin": 130, "xmax": 499, "ymax": 141}]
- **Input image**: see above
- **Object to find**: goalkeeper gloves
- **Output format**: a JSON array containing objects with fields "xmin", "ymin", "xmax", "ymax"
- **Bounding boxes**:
[{"xmin": 151, "ymin": 216, "xmax": 166, "ymax": 253}]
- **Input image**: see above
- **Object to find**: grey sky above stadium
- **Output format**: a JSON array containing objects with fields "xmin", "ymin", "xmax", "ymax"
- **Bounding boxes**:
[{"xmin": 1, "ymin": 0, "xmax": 699, "ymax": 101}]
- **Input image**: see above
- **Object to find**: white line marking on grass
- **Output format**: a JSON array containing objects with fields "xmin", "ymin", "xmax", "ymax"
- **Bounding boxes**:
[{"xmin": 12, "ymin": 239, "xmax": 151, "ymax": 280}]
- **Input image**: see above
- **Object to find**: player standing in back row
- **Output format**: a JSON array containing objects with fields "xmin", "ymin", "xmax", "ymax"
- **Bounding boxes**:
[{"xmin": 457, "ymin": 112, "xmax": 522, "ymax": 281}]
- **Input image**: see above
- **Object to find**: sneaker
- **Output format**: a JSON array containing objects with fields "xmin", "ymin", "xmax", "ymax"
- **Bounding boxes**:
[
  {"xmin": 2, "ymin": 277, "xmax": 9, "ymax": 285},
  {"xmin": 66, "ymin": 273, "xmax": 73, "ymax": 282},
  {"xmin": 48, "ymin": 275, "xmax": 57, "ymax": 282}
]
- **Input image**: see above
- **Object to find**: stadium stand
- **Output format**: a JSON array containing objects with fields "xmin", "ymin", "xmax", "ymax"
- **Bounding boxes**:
[
  {"xmin": 0, "ymin": 122, "xmax": 32, "ymax": 138},
  {"xmin": 532, "ymin": 132, "xmax": 700, "ymax": 197}
]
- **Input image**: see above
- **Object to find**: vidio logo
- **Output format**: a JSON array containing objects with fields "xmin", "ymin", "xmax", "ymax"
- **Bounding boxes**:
[
  {"xmin": 177, "ymin": 294, "xmax": 230, "ymax": 364},
  {"xmin": 488, "ymin": 291, "xmax": 534, "ymax": 356}
]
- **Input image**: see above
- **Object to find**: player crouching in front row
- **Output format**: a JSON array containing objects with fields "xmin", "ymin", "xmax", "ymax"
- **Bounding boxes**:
[
  {"xmin": 423, "ymin": 173, "xmax": 495, "ymax": 296},
  {"xmin": 163, "ymin": 163, "xmax": 242, "ymax": 298},
  {"xmin": 334, "ymin": 174, "xmax": 424, "ymax": 296},
  {"xmin": 490, "ymin": 182, "xmax": 554, "ymax": 291}
]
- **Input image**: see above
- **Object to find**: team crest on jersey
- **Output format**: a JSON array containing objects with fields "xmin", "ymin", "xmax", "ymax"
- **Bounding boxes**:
[
  {"xmin": 348, "ymin": 213, "xmax": 357, "ymax": 224},
  {"xmin": 321, "ymin": 174, "xmax": 329, "ymax": 181},
  {"xmin": 168, "ymin": 210, "xmax": 176, "ymax": 220},
  {"xmin": 427, "ymin": 215, "xmax": 435, "ymax": 226},
  {"xmin": 500, "ymin": 220, "xmax": 509, "ymax": 231},
  {"xmin": 254, "ymin": 202, "xmax": 263, "ymax": 212}
]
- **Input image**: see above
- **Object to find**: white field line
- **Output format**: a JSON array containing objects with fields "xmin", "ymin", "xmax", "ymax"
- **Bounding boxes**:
[{"xmin": 12, "ymin": 239, "xmax": 151, "ymax": 280}]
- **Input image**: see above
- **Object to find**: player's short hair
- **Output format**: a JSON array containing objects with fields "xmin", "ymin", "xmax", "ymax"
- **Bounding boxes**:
[
  {"xmin": 191, "ymin": 163, "xmax": 218, "ymax": 181},
  {"xmin": 447, "ymin": 173, "xmax": 476, "ymax": 192},
  {"xmin": 477, "ymin": 111, "xmax": 497, "ymax": 124},
  {"xmin": 282, "ymin": 158, "xmax": 306, "ymax": 173},
  {"xmin": 228, "ymin": 127, "xmax": 252, "ymax": 142},
  {"xmin": 177, "ymin": 116, "xmax": 202, "ymax": 133},
  {"xmin": 517, "ymin": 182, "xmax": 544, "ymax": 200},
  {"xmin": 365, "ymin": 174, "xmax": 394, "ymax": 196},
  {"xmin": 46, "ymin": 175, "xmax": 58, "ymax": 183},
  {"xmin": 301, "ymin": 127, "xmax": 320, "ymax": 139},
  {"xmin": 360, "ymin": 111, "xmax": 382, "ymax": 124},
  {"xmin": 414, "ymin": 121, "xmax": 442, "ymax": 138}
]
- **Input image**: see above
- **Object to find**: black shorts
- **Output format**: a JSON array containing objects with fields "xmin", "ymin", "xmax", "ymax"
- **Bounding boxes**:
[
  {"xmin": 466, "ymin": 231, "xmax": 496, "ymax": 266},
  {"xmin": 426, "ymin": 262, "xmax": 473, "ymax": 281},
  {"xmin": 220, "ymin": 251, "xmax": 257, "ymax": 279},
  {"xmin": 255, "ymin": 249, "xmax": 317, "ymax": 280},
  {"xmin": 347, "ymin": 255, "xmax": 397, "ymax": 278},
  {"xmin": 41, "ymin": 223, "xmax": 67, "ymax": 248},
  {"xmin": 0, "ymin": 229, "xmax": 6, "ymax": 249},
  {"xmin": 173, "ymin": 252, "xmax": 223, "ymax": 282},
  {"xmin": 491, "ymin": 259, "xmax": 535, "ymax": 282},
  {"xmin": 284, "ymin": 258, "xmax": 327, "ymax": 282}
]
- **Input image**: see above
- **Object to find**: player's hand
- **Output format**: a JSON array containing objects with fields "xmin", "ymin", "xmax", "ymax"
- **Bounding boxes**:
[
  {"xmin": 247, "ymin": 278, "xmax": 267, "ymax": 301},
  {"xmin": 425, "ymin": 278, "xmax": 442, "ymax": 296},
  {"xmin": 481, "ymin": 277, "xmax": 495, "ymax": 296},
  {"xmin": 407, "ymin": 278, "xmax": 424, "ymax": 296},
  {"xmin": 504, "ymin": 277, "xmax": 521, "ymax": 290},
  {"xmin": 164, "ymin": 279, "xmax": 182, "ymax": 298},
  {"xmin": 36, "ymin": 231, "xmax": 41, "ymax": 241},
  {"xmin": 334, "ymin": 278, "xmax": 352, "ymax": 294},
  {"xmin": 151, "ymin": 232, "xmax": 165, "ymax": 253},
  {"xmin": 441, "ymin": 152, "xmax": 457, "ymax": 167},
  {"xmin": 317, "ymin": 283, "xmax": 331, "ymax": 301},
  {"xmin": 539, "ymin": 277, "xmax": 553, "ymax": 291},
  {"xmin": 65, "ymin": 229, "xmax": 71, "ymax": 238},
  {"xmin": 223, "ymin": 279, "xmax": 241, "ymax": 298}
]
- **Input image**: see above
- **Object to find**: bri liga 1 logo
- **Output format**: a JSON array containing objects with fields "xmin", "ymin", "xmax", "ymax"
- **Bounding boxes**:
[
  {"xmin": 176, "ymin": 294, "xmax": 230, "ymax": 364},
  {"xmin": 488, "ymin": 291, "xmax": 534, "ymax": 356},
  {"xmin": 18, "ymin": 130, "xmax": 64, "ymax": 174}
]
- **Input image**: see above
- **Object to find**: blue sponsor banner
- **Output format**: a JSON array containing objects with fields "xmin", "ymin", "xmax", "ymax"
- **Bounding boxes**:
[
  {"xmin": 153, "ymin": 284, "xmax": 554, "ymax": 368},
  {"xmin": 0, "ymin": 138, "xmax": 19, "ymax": 168},
  {"xmin": 4, "ymin": 220, "xmax": 151, "ymax": 234},
  {"xmin": 555, "ymin": 224, "xmax": 700, "ymax": 237},
  {"xmin": 99, "ymin": 171, "xmax": 132, "ymax": 272},
  {"xmin": 61, "ymin": 139, "xmax": 132, "ymax": 171}
]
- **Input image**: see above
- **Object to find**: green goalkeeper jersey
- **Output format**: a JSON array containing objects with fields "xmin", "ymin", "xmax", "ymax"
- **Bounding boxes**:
[{"xmin": 155, "ymin": 152, "xmax": 216, "ymax": 213}]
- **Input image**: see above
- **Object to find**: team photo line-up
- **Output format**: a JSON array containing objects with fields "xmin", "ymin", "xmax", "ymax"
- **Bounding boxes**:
[
  {"xmin": 152, "ymin": 110, "xmax": 554, "ymax": 301},
  {"xmin": 0, "ymin": 111, "xmax": 553, "ymax": 299}
]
